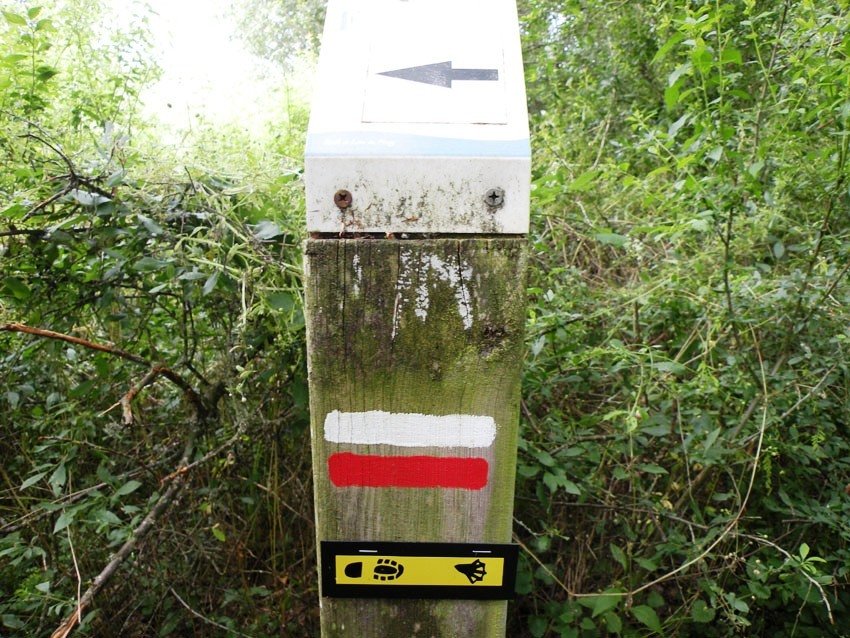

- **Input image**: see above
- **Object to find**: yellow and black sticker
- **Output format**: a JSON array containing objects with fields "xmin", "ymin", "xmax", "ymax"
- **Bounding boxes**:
[{"xmin": 321, "ymin": 541, "xmax": 518, "ymax": 600}]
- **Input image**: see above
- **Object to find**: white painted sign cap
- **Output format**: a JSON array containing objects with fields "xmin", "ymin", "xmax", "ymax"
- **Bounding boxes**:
[{"xmin": 305, "ymin": 0, "xmax": 530, "ymax": 234}]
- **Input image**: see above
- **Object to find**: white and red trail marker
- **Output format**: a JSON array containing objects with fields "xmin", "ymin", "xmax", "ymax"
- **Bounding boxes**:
[{"xmin": 324, "ymin": 411, "xmax": 495, "ymax": 490}]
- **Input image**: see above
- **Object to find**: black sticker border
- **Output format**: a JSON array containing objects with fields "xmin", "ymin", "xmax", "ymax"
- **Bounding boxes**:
[{"xmin": 321, "ymin": 541, "xmax": 519, "ymax": 600}]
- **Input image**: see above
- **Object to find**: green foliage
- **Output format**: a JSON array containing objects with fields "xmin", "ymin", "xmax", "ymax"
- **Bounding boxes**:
[
  {"xmin": 4, "ymin": 0, "xmax": 850, "ymax": 636},
  {"xmin": 1, "ymin": 2, "xmax": 315, "ymax": 636},
  {"xmin": 514, "ymin": 0, "xmax": 850, "ymax": 635},
  {"xmin": 232, "ymin": 0, "xmax": 325, "ymax": 67}
]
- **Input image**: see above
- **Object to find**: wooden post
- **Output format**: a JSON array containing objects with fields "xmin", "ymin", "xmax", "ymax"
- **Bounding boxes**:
[{"xmin": 304, "ymin": 1, "xmax": 529, "ymax": 636}]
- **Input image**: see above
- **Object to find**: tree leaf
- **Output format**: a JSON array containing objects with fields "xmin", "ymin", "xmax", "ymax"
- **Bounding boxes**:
[
  {"xmin": 20, "ymin": 471, "xmax": 48, "ymax": 490},
  {"xmin": 68, "ymin": 188, "xmax": 110, "ymax": 207},
  {"xmin": 668, "ymin": 62, "xmax": 692, "ymax": 86},
  {"xmin": 636, "ymin": 557, "xmax": 658, "ymax": 572},
  {"xmin": 631, "ymin": 605, "xmax": 661, "ymax": 631},
  {"xmin": 664, "ymin": 83, "xmax": 680, "ymax": 111},
  {"xmin": 567, "ymin": 170, "xmax": 598, "ymax": 192},
  {"xmin": 668, "ymin": 114, "xmax": 689, "ymax": 137},
  {"xmin": 4, "ymin": 277, "xmax": 31, "ymax": 300},
  {"xmin": 748, "ymin": 160, "xmax": 765, "ymax": 177},
  {"xmin": 5, "ymin": 390, "xmax": 20, "ymax": 409},
  {"xmin": 114, "ymin": 480, "xmax": 142, "ymax": 497},
  {"xmin": 267, "ymin": 291, "xmax": 294, "ymax": 311},
  {"xmin": 720, "ymin": 47, "xmax": 742, "ymax": 66},
  {"xmin": 706, "ymin": 146, "xmax": 723, "ymax": 162},
  {"xmin": 53, "ymin": 510, "xmax": 74, "ymax": 534},
  {"xmin": 691, "ymin": 599, "xmax": 715, "ymax": 623},
  {"xmin": 652, "ymin": 32, "xmax": 684, "ymax": 64},
  {"xmin": 610, "ymin": 543, "xmax": 627, "ymax": 569},
  {"xmin": 253, "ymin": 220, "xmax": 282, "ymax": 240},
  {"xmin": 36, "ymin": 65, "xmax": 58, "ymax": 82},
  {"xmin": 132, "ymin": 257, "xmax": 169, "ymax": 272},
  {"xmin": 652, "ymin": 361, "xmax": 686, "ymax": 375},
  {"xmin": 138, "ymin": 213, "xmax": 163, "ymax": 236},
  {"xmin": 178, "ymin": 270, "xmax": 208, "ymax": 281},
  {"xmin": 562, "ymin": 480, "xmax": 581, "ymax": 495},
  {"xmin": 638, "ymin": 463, "xmax": 668, "ymax": 475},
  {"xmin": 533, "ymin": 450, "xmax": 556, "ymax": 467},
  {"xmin": 202, "ymin": 271, "xmax": 219, "ymax": 296},
  {"xmin": 3, "ymin": 11, "xmax": 27, "ymax": 25},
  {"xmin": 93, "ymin": 509, "xmax": 122, "ymax": 526},
  {"xmin": 589, "ymin": 592, "xmax": 621, "ymax": 618},
  {"xmin": 703, "ymin": 427, "xmax": 722, "ymax": 451},
  {"xmin": 594, "ymin": 233, "xmax": 628, "ymax": 248},
  {"xmin": 603, "ymin": 610, "xmax": 623, "ymax": 633},
  {"xmin": 49, "ymin": 463, "xmax": 67, "ymax": 495},
  {"xmin": 528, "ymin": 616, "xmax": 547, "ymax": 638}
]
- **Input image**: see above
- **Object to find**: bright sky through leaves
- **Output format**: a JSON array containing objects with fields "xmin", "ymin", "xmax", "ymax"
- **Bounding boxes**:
[{"xmin": 134, "ymin": 0, "xmax": 306, "ymax": 135}]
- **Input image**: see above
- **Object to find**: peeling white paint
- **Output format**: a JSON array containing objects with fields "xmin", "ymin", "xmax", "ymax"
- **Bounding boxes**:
[
  {"xmin": 429, "ymin": 254, "xmax": 473, "ymax": 331},
  {"xmin": 324, "ymin": 410, "xmax": 496, "ymax": 447},
  {"xmin": 391, "ymin": 249, "xmax": 474, "ymax": 338},
  {"xmin": 414, "ymin": 272, "xmax": 429, "ymax": 321},
  {"xmin": 351, "ymin": 252, "xmax": 362, "ymax": 296}
]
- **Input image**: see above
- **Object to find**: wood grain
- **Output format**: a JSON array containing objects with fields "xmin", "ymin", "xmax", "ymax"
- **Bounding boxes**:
[{"xmin": 305, "ymin": 238, "xmax": 527, "ymax": 637}]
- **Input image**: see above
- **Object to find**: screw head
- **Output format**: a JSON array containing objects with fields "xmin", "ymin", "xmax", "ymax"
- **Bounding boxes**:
[
  {"xmin": 334, "ymin": 189, "xmax": 353, "ymax": 209},
  {"xmin": 484, "ymin": 188, "xmax": 505, "ymax": 208}
]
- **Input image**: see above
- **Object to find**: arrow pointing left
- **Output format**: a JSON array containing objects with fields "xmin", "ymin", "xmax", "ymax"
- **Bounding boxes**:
[{"xmin": 379, "ymin": 61, "xmax": 499, "ymax": 88}]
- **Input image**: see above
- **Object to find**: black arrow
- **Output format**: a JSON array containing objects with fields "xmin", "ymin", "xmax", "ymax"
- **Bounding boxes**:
[{"xmin": 379, "ymin": 61, "xmax": 499, "ymax": 88}]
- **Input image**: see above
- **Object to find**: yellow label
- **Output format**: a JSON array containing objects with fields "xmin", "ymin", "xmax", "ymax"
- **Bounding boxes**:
[{"xmin": 335, "ymin": 554, "xmax": 504, "ymax": 587}]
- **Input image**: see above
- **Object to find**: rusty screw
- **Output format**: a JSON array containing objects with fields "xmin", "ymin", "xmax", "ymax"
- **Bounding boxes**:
[
  {"xmin": 484, "ymin": 188, "xmax": 505, "ymax": 208},
  {"xmin": 334, "ymin": 189, "xmax": 353, "ymax": 210}
]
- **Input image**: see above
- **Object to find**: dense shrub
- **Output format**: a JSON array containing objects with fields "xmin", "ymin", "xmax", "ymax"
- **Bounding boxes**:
[
  {"xmin": 2, "ymin": 1, "xmax": 849, "ymax": 636},
  {"xmin": 514, "ymin": 0, "xmax": 850, "ymax": 635}
]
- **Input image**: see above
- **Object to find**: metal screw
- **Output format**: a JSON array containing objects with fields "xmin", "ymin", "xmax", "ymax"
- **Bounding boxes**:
[
  {"xmin": 484, "ymin": 188, "xmax": 505, "ymax": 208},
  {"xmin": 334, "ymin": 189, "xmax": 353, "ymax": 209}
]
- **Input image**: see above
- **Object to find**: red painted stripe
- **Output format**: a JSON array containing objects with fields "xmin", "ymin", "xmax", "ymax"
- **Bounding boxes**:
[{"xmin": 328, "ymin": 453, "xmax": 489, "ymax": 490}]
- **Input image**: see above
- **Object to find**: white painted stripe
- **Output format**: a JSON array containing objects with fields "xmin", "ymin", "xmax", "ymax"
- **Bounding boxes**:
[{"xmin": 324, "ymin": 410, "xmax": 496, "ymax": 448}]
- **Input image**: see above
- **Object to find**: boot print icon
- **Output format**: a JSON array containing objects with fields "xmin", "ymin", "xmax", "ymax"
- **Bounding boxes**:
[
  {"xmin": 373, "ymin": 558, "xmax": 404, "ymax": 581},
  {"xmin": 343, "ymin": 559, "xmax": 405, "ymax": 581}
]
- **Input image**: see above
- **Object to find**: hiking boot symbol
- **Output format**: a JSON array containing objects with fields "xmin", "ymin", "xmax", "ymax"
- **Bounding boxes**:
[{"xmin": 373, "ymin": 558, "xmax": 404, "ymax": 581}]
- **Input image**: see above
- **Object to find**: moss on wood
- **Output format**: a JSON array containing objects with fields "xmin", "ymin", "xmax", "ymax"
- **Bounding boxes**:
[{"xmin": 305, "ymin": 238, "xmax": 527, "ymax": 637}]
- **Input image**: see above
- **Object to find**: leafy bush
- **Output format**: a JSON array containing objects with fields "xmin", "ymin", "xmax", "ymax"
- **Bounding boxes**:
[
  {"xmin": 1, "ymin": 3, "xmax": 316, "ymax": 635},
  {"xmin": 513, "ymin": 0, "xmax": 850, "ymax": 635},
  {"xmin": 4, "ymin": 1, "xmax": 850, "ymax": 636}
]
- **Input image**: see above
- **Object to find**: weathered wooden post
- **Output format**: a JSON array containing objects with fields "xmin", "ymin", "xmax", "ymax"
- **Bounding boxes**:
[{"xmin": 304, "ymin": 0, "xmax": 529, "ymax": 635}]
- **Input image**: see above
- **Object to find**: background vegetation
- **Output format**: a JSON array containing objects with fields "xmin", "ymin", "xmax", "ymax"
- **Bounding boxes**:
[{"xmin": 1, "ymin": 0, "xmax": 849, "ymax": 636}]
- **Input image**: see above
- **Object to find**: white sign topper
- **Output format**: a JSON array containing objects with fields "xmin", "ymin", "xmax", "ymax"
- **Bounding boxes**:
[{"xmin": 305, "ymin": 0, "xmax": 530, "ymax": 234}]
